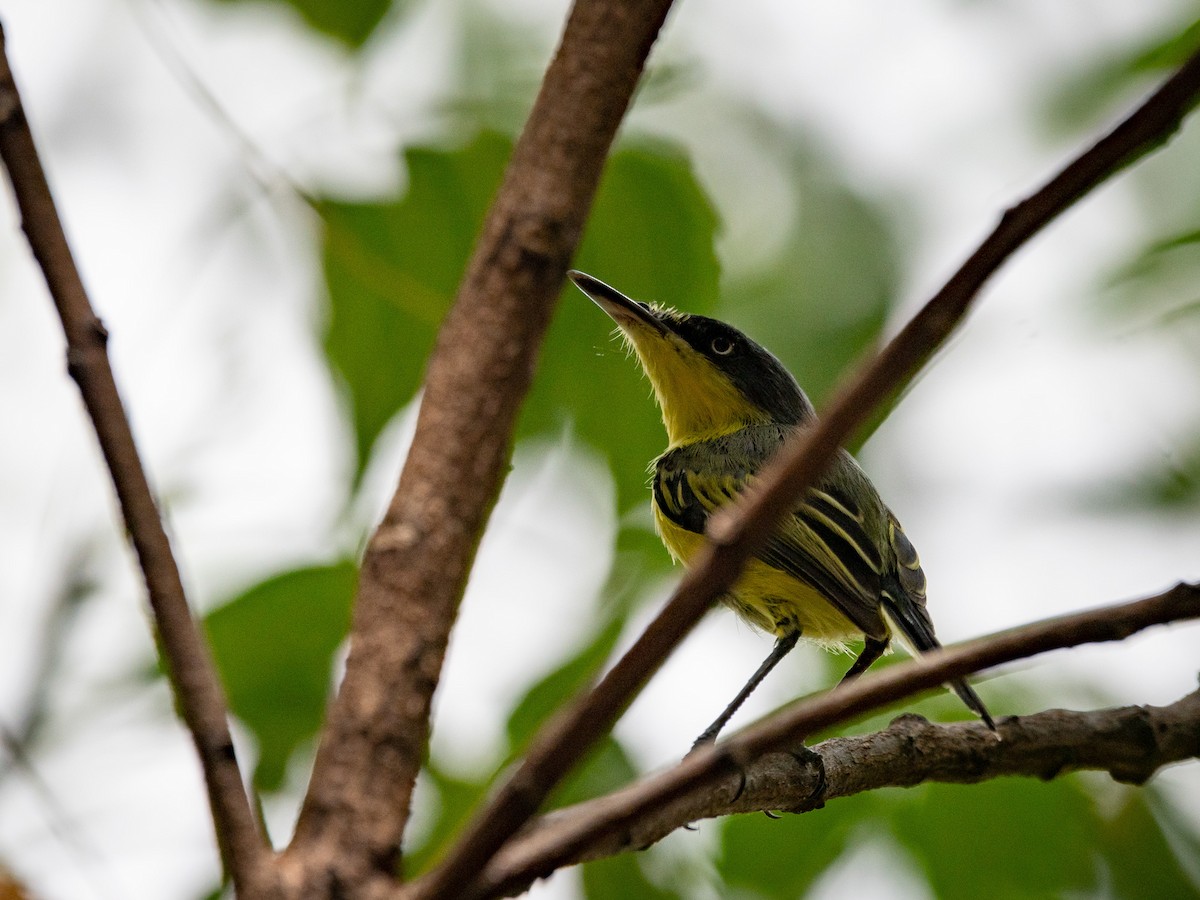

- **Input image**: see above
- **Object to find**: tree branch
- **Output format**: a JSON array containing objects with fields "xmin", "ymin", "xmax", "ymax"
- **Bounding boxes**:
[
  {"xmin": 476, "ymin": 582, "xmax": 1200, "ymax": 897},
  {"xmin": 487, "ymin": 687, "xmax": 1200, "ymax": 897},
  {"xmin": 412, "ymin": 42, "xmax": 1200, "ymax": 900},
  {"xmin": 0, "ymin": 21, "xmax": 267, "ymax": 892},
  {"xmin": 287, "ymin": 0, "xmax": 677, "ymax": 892}
]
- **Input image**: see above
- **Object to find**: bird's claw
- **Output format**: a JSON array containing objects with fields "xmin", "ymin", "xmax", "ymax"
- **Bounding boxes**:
[{"xmin": 785, "ymin": 745, "xmax": 827, "ymax": 811}]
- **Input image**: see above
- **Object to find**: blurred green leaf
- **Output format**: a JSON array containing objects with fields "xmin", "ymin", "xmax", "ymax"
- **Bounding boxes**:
[
  {"xmin": 1083, "ymin": 433, "xmax": 1200, "ymax": 512},
  {"xmin": 1075, "ymin": 188, "xmax": 1200, "ymax": 517},
  {"xmin": 1042, "ymin": 17, "xmax": 1200, "ymax": 137},
  {"xmin": 582, "ymin": 851, "xmax": 683, "ymax": 900},
  {"xmin": 609, "ymin": 521, "xmax": 679, "ymax": 601},
  {"xmin": 718, "ymin": 798, "xmax": 868, "ymax": 897},
  {"xmin": 892, "ymin": 778, "xmax": 1099, "ymax": 899},
  {"xmin": 506, "ymin": 610, "xmax": 628, "ymax": 752},
  {"xmin": 206, "ymin": 0, "xmax": 395, "ymax": 48},
  {"xmin": 405, "ymin": 738, "xmax": 642, "ymax": 883},
  {"xmin": 524, "ymin": 139, "xmax": 721, "ymax": 514},
  {"xmin": 205, "ymin": 562, "xmax": 357, "ymax": 790},
  {"xmin": 1101, "ymin": 227, "xmax": 1200, "ymax": 321},
  {"xmin": 452, "ymin": 6, "xmax": 550, "ymax": 135},
  {"xmin": 1098, "ymin": 790, "xmax": 1200, "ymax": 899},
  {"xmin": 321, "ymin": 132, "xmax": 513, "ymax": 475},
  {"xmin": 410, "ymin": 580, "xmax": 644, "ymax": 876},
  {"xmin": 1147, "ymin": 228, "xmax": 1200, "ymax": 253},
  {"xmin": 321, "ymin": 129, "xmax": 720, "ymax": 497},
  {"xmin": 551, "ymin": 735, "xmax": 638, "ymax": 810}
]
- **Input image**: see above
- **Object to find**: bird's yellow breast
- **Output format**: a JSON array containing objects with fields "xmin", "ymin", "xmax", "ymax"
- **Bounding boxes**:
[{"xmin": 653, "ymin": 505, "xmax": 864, "ymax": 649}]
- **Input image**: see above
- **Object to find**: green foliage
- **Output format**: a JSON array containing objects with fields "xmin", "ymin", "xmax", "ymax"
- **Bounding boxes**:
[
  {"xmin": 554, "ymin": 735, "xmax": 639, "ymax": 810},
  {"xmin": 320, "ymin": 129, "xmax": 720, "ymax": 499},
  {"xmin": 581, "ymin": 852, "xmax": 683, "ymax": 900},
  {"xmin": 1098, "ymin": 792, "xmax": 1200, "ymax": 899},
  {"xmin": 204, "ymin": 562, "xmax": 357, "ymax": 790},
  {"xmin": 888, "ymin": 779, "xmax": 1200, "ymax": 900},
  {"xmin": 524, "ymin": 139, "xmax": 720, "ymax": 514},
  {"xmin": 190, "ymin": 8, "xmax": 1200, "ymax": 900},
  {"xmin": 207, "ymin": 0, "xmax": 396, "ymax": 48},
  {"xmin": 505, "ymin": 610, "xmax": 628, "ymax": 752},
  {"xmin": 718, "ymin": 797, "xmax": 867, "ymax": 897},
  {"xmin": 321, "ymin": 132, "xmax": 512, "ymax": 472},
  {"xmin": 893, "ymin": 778, "xmax": 1099, "ymax": 899},
  {"xmin": 714, "ymin": 778, "xmax": 1200, "ymax": 900},
  {"xmin": 1084, "ymin": 434, "xmax": 1200, "ymax": 511},
  {"xmin": 406, "ymin": 607, "xmax": 640, "ymax": 877},
  {"xmin": 1079, "ymin": 202, "xmax": 1200, "ymax": 511},
  {"xmin": 1043, "ymin": 14, "xmax": 1200, "ymax": 136}
]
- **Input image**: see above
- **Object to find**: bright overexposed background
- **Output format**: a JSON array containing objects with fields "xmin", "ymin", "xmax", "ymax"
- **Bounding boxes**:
[{"xmin": 2, "ymin": 1, "xmax": 1198, "ymax": 897}]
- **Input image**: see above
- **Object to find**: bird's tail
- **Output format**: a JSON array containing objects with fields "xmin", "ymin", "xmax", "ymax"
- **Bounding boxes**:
[{"xmin": 880, "ymin": 590, "xmax": 996, "ymax": 731}]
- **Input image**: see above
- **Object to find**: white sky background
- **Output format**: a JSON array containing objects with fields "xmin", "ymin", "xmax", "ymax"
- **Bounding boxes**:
[{"xmin": 1, "ymin": 0, "xmax": 1199, "ymax": 898}]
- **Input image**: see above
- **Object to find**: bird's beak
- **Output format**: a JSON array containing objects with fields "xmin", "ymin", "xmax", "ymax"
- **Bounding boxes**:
[{"xmin": 568, "ymin": 270, "xmax": 666, "ymax": 335}]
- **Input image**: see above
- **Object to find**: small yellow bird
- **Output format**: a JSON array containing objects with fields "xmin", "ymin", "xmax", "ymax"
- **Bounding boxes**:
[{"xmin": 570, "ymin": 270, "xmax": 994, "ymax": 746}]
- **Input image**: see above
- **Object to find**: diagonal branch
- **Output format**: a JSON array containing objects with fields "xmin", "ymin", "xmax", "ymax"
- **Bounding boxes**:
[
  {"xmin": 489, "ymin": 689, "xmax": 1200, "ymax": 897},
  {"xmin": 479, "ymin": 583, "xmax": 1200, "ymax": 897},
  {"xmin": 286, "ymin": 0, "xmax": 677, "ymax": 891},
  {"xmin": 0, "ymin": 20, "xmax": 267, "ymax": 892},
  {"xmin": 413, "ymin": 43, "xmax": 1200, "ymax": 900}
]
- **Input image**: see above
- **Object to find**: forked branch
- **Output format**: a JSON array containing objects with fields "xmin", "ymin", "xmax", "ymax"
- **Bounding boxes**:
[
  {"xmin": 415, "ymin": 41, "xmax": 1200, "ymax": 900},
  {"xmin": 287, "ymin": 0, "xmax": 679, "ymax": 893}
]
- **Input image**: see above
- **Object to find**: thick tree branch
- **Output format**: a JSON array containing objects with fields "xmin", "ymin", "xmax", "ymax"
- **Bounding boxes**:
[
  {"xmin": 0, "ymin": 21, "xmax": 268, "ymax": 893},
  {"xmin": 414, "ymin": 43, "xmax": 1200, "ymax": 900},
  {"xmin": 287, "ymin": 0, "xmax": 676, "ymax": 893},
  {"xmin": 476, "ymin": 582, "xmax": 1200, "ymax": 897},
  {"xmin": 487, "ymin": 688, "xmax": 1200, "ymax": 897}
]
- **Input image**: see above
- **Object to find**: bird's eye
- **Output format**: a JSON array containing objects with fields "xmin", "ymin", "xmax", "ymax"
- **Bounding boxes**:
[{"xmin": 711, "ymin": 337, "xmax": 735, "ymax": 356}]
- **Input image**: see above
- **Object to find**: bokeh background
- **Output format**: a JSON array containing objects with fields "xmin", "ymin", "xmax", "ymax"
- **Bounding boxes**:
[{"xmin": 2, "ymin": 0, "xmax": 1200, "ymax": 897}]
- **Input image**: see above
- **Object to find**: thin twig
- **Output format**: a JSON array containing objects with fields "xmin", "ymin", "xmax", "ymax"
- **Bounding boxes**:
[
  {"xmin": 479, "ymin": 583, "xmax": 1200, "ymax": 897},
  {"xmin": 0, "ymin": 21, "xmax": 267, "ymax": 892},
  {"xmin": 410, "ymin": 42, "xmax": 1200, "ymax": 900},
  {"xmin": 286, "ymin": 0, "xmax": 677, "ymax": 893}
]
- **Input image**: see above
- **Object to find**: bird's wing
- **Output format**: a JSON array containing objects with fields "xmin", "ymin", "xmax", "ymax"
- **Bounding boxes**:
[
  {"xmin": 654, "ymin": 462, "xmax": 888, "ymax": 640},
  {"xmin": 880, "ymin": 511, "xmax": 932, "ymax": 633},
  {"xmin": 758, "ymin": 485, "xmax": 889, "ymax": 640}
]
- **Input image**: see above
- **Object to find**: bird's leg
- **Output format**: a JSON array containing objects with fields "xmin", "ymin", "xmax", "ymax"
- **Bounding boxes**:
[
  {"xmin": 838, "ymin": 635, "xmax": 889, "ymax": 685},
  {"xmin": 691, "ymin": 630, "xmax": 800, "ymax": 751}
]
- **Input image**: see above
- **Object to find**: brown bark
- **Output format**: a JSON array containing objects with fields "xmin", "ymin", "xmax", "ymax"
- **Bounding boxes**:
[
  {"xmin": 471, "ymin": 583, "xmax": 1200, "ymax": 897},
  {"xmin": 0, "ymin": 20, "xmax": 269, "ymax": 895},
  {"xmin": 6, "ymin": 4, "xmax": 1200, "ymax": 898},
  {"xmin": 486, "ymin": 688, "xmax": 1200, "ymax": 897},
  {"xmin": 413, "ymin": 41, "xmax": 1200, "ymax": 900},
  {"xmin": 285, "ymin": 2, "xmax": 677, "ymax": 895}
]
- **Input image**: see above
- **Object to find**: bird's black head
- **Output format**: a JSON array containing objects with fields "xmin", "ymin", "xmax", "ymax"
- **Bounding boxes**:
[
  {"xmin": 570, "ymin": 270, "xmax": 815, "ymax": 441},
  {"xmin": 663, "ymin": 312, "xmax": 814, "ymax": 427}
]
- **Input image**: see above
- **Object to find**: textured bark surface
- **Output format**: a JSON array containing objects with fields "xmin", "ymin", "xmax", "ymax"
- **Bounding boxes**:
[
  {"xmin": 0, "ymin": 21, "xmax": 269, "ymax": 895},
  {"xmin": 485, "ymin": 689, "xmax": 1200, "ymax": 897},
  {"xmin": 406, "ymin": 42, "xmax": 1200, "ymax": 900},
  {"xmin": 6, "ymin": 5, "xmax": 1200, "ymax": 899},
  {"xmin": 285, "ymin": 2, "xmax": 677, "ymax": 896},
  {"xmin": 474, "ymin": 583, "xmax": 1200, "ymax": 897}
]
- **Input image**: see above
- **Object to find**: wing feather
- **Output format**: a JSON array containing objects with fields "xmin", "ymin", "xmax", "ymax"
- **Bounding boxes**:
[{"xmin": 654, "ymin": 459, "xmax": 888, "ymax": 640}]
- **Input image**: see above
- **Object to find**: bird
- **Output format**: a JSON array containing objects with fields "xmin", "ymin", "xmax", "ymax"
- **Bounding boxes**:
[{"xmin": 569, "ymin": 269, "xmax": 995, "ymax": 748}]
